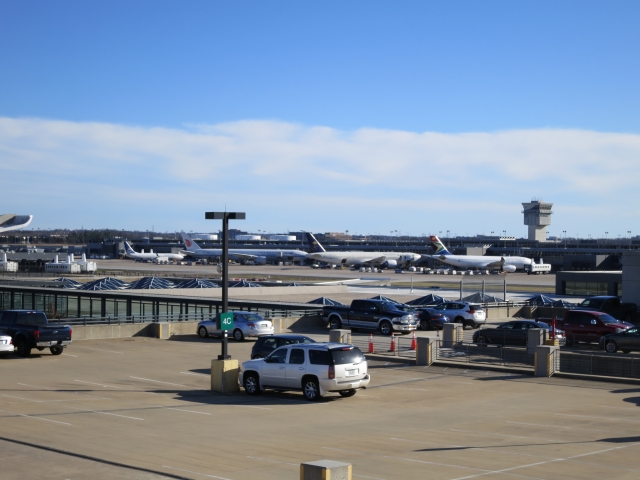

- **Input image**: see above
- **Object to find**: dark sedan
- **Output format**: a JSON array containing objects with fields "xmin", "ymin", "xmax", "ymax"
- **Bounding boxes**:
[
  {"xmin": 599, "ymin": 327, "xmax": 640, "ymax": 353},
  {"xmin": 473, "ymin": 320, "xmax": 566, "ymax": 346},
  {"xmin": 417, "ymin": 309, "xmax": 451, "ymax": 330},
  {"xmin": 250, "ymin": 334, "xmax": 316, "ymax": 359}
]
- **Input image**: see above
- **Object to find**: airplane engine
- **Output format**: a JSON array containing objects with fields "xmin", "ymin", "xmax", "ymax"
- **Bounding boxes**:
[
  {"xmin": 255, "ymin": 256, "xmax": 267, "ymax": 265},
  {"xmin": 383, "ymin": 260, "xmax": 398, "ymax": 268},
  {"xmin": 501, "ymin": 265, "xmax": 517, "ymax": 273}
]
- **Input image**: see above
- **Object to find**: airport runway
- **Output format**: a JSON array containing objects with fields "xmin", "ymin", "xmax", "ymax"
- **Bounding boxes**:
[{"xmin": 1, "ymin": 335, "xmax": 639, "ymax": 479}]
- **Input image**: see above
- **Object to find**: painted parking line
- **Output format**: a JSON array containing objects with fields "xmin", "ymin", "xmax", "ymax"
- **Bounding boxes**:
[
  {"xmin": 62, "ymin": 353, "xmax": 78, "ymax": 357},
  {"xmin": 506, "ymin": 421, "xmax": 611, "ymax": 433},
  {"xmin": 162, "ymin": 465, "xmax": 231, "ymax": 479},
  {"xmin": 448, "ymin": 441, "xmax": 640, "ymax": 480},
  {"xmin": 73, "ymin": 346, "xmax": 123, "ymax": 354},
  {"xmin": 448, "ymin": 429, "xmax": 557, "ymax": 442},
  {"xmin": 129, "ymin": 376, "xmax": 188, "ymax": 387},
  {"xmin": 167, "ymin": 408, "xmax": 211, "ymax": 415},
  {"xmin": 0, "ymin": 394, "xmax": 43, "ymax": 403},
  {"xmin": 556, "ymin": 413, "xmax": 640, "ymax": 424},
  {"xmin": 75, "ymin": 380, "xmax": 123, "ymax": 389},
  {"xmin": 75, "ymin": 407, "xmax": 143, "ymax": 421},
  {"xmin": 246, "ymin": 455, "xmax": 298, "ymax": 466},
  {"xmin": 0, "ymin": 409, "xmax": 72, "ymax": 426}
]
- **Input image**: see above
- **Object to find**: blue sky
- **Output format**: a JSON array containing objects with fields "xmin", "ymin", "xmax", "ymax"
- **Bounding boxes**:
[{"xmin": 1, "ymin": 1, "xmax": 639, "ymax": 238}]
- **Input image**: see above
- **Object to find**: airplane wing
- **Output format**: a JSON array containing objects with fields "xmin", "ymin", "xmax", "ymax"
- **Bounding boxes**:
[
  {"xmin": 362, "ymin": 256, "xmax": 387, "ymax": 265},
  {"xmin": 231, "ymin": 253, "xmax": 258, "ymax": 261},
  {"xmin": 481, "ymin": 258, "xmax": 506, "ymax": 269}
]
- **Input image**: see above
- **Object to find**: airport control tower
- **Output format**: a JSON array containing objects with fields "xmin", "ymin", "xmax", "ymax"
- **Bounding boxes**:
[{"xmin": 522, "ymin": 200, "xmax": 553, "ymax": 241}]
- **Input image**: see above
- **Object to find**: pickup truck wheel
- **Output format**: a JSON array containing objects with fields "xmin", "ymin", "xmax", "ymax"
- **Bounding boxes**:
[
  {"xmin": 198, "ymin": 326, "xmax": 209, "ymax": 338},
  {"xmin": 233, "ymin": 329, "xmax": 244, "ymax": 342},
  {"xmin": 339, "ymin": 389, "xmax": 357, "ymax": 398},
  {"xmin": 16, "ymin": 340, "xmax": 31, "ymax": 357},
  {"xmin": 379, "ymin": 321, "xmax": 392, "ymax": 336},
  {"xmin": 243, "ymin": 373, "xmax": 260, "ymax": 395},
  {"xmin": 50, "ymin": 346, "xmax": 64, "ymax": 355},
  {"xmin": 605, "ymin": 340, "xmax": 618, "ymax": 353},
  {"xmin": 302, "ymin": 378, "xmax": 321, "ymax": 401},
  {"xmin": 328, "ymin": 317, "xmax": 342, "ymax": 330}
]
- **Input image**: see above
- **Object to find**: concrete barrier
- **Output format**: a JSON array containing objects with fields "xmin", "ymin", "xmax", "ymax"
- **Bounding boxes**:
[
  {"xmin": 527, "ymin": 328, "xmax": 546, "ymax": 355},
  {"xmin": 416, "ymin": 337, "xmax": 437, "ymax": 366},
  {"xmin": 443, "ymin": 323, "xmax": 463, "ymax": 348},
  {"xmin": 71, "ymin": 321, "xmax": 199, "ymax": 340},
  {"xmin": 211, "ymin": 359, "xmax": 239, "ymax": 393},
  {"xmin": 329, "ymin": 329, "xmax": 351, "ymax": 344},
  {"xmin": 534, "ymin": 345, "xmax": 559, "ymax": 377},
  {"xmin": 272, "ymin": 315, "xmax": 325, "ymax": 333},
  {"xmin": 300, "ymin": 460, "xmax": 352, "ymax": 480}
]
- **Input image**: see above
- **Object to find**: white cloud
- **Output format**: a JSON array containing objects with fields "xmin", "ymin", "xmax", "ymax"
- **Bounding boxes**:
[{"xmin": 1, "ymin": 116, "xmax": 638, "ymax": 234}]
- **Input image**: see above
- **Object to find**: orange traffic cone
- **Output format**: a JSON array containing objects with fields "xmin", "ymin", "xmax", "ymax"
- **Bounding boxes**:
[
  {"xmin": 368, "ymin": 333, "xmax": 375, "ymax": 353},
  {"xmin": 388, "ymin": 333, "xmax": 396, "ymax": 352},
  {"xmin": 410, "ymin": 331, "xmax": 417, "ymax": 350}
]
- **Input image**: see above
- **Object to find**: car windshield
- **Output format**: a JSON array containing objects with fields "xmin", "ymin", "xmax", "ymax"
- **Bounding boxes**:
[
  {"xmin": 536, "ymin": 322, "xmax": 550, "ymax": 329},
  {"xmin": 331, "ymin": 347, "xmax": 365, "ymax": 365},
  {"xmin": 284, "ymin": 337, "xmax": 315, "ymax": 345},
  {"xmin": 469, "ymin": 304, "xmax": 483, "ymax": 311},
  {"xmin": 434, "ymin": 304, "xmax": 447, "ymax": 311},
  {"xmin": 16, "ymin": 313, "xmax": 47, "ymax": 325},
  {"xmin": 381, "ymin": 302, "xmax": 402, "ymax": 312},
  {"xmin": 241, "ymin": 313, "xmax": 263, "ymax": 322},
  {"xmin": 598, "ymin": 314, "xmax": 620, "ymax": 324},
  {"xmin": 580, "ymin": 298, "xmax": 604, "ymax": 308}
]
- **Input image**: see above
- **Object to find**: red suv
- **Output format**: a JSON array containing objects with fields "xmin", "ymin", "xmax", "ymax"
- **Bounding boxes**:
[{"xmin": 561, "ymin": 310, "xmax": 630, "ymax": 345}]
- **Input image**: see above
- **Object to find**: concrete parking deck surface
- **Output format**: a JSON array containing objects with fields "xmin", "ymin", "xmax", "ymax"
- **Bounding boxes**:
[{"xmin": 1, "ymin": 335, "xmax": 640, "ymax": 479}]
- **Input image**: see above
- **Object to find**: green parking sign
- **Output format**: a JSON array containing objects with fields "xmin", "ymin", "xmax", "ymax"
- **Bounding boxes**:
[{"xmin": 219, "ymin": 312, "xmax": 234, "ymax": 331}]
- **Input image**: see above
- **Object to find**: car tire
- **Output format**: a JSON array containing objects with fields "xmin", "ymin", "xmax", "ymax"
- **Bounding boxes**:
[
  {"xmin": 476, "ymin": 335, "xmax": 487, "ymax": 345},
  {"xmin": 198, "ymin": 326, "xmax": 209, "ymax": 338},
  {"xmin": 243, "ymin": 373, "xmax": 260, "ymax": 395},
  {"xmin": 379, "ymin": 321, "xmax": 393, "ymax": 336},
  {"xmin": 233, "ymin": 329, "xmax": 244, "ymax": 342},
  {"xmin": 328, "ymin": 317, "xmax": 342, "ymax": 330},
  {"xmin": 16, "ymin": 339, "xmax": 31, "ymax": 358},
  {"xmin": 303, "ymin": 377, "xmax": 321, "ymax": 401},
  {"xmin": 455, "ymin": 316, "xmax": 466, "ymax": 328},
  {"xmin": 605, "ymin": 340, "xmax": 617, "ymax": 353},
  {"xmin": 420, "ymin": 319, "xmax": 430, "ymax": 331},
  {"xmin": 339, "ymin": 389, "xmax": 357, "ymax": 398},
  {"xmin": 50, "ymin": 346, "xmax": 64, "ymax": 355}
]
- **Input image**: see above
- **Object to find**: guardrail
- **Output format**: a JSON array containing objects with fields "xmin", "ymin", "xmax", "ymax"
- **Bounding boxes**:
[{"xmin": 435, "ymin": 341, "xmax": 535, "ymax": 368}]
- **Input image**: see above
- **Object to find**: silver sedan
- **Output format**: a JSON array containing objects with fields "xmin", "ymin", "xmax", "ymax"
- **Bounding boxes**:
[
  {"xmin": 197, "ymin": 311, "xmax": 274, "ymax": 341},
  {"xmin": 0, "ymin": 330, "xmax": 14, "ymax": 357}
]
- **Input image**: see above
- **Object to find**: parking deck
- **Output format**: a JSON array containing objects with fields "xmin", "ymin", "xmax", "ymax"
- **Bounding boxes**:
[{"xmin": 1, "ymin": 335, "xmax": 640, "ymax": 479}]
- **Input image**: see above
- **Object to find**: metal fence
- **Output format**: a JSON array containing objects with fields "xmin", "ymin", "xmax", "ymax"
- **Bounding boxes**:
[
  {"xmin": 48, "ymin": 308, "xmax": 318, "ymax": 326},
  {"xmin": 435, "ymin": 341, "xmax": 535, "ymax": 368},
  {"xmin": 559, "ymin": 351, "xmax": 640, "ymax": 378},
  {"xmin": 350, "ymin": 333, "xmax": 417, "ymax": 359}
]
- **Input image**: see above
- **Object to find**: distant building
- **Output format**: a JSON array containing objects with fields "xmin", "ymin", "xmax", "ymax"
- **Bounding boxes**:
[{"xmin": 522, "ymin": 200, "xmax": 553, "ymax": 241}]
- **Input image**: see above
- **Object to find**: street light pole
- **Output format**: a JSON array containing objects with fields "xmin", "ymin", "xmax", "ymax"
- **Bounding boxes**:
[{"xmin": 205, "ymin": 211, "xmax": 246, "ymax": 360}]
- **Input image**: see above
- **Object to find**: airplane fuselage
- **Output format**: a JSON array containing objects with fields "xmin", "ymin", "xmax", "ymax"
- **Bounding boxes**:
[
  {"xmin": 307, "ymin": 251, "xmax": 421, "ymax": 266},
  {"xmin": 185, "ymin": 248, "xmax": 308, "ymax": 261},
  {"xmin": 427, "ymin": 254, "xmax": 533, "ymax": 270}
]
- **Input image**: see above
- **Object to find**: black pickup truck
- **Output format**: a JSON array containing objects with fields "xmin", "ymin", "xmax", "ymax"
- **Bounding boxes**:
[
  {"xmin": 322, "ymin": 299, "xmax": 418, "ymax": 335},
  {"xmin": 578, "ymin": 296, "xmax": 637, "ymax": 323},
  {"xmin": 0, "ymin": 310, "xmax": 72, "ymax": 357}
]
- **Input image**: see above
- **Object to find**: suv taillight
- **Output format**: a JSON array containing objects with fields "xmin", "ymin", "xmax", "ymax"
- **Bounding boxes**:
[
  {"xmin": 328, "ymin": 365, "xmax": 335, "ymax": 379},
  {"xmin": 34, "ymin": 329, "xmax": 40, "ymax": 340},
  {"xmin": 467, "ymin": 309, "xmax": 475, "ymax": 314}
]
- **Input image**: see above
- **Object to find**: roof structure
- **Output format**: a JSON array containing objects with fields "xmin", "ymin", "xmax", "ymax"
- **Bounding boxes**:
[
  {"xmin": 128, "ymin": 277, "xmax": 174, "ymax": 290},
  {"xmin": 368, "ymin": 295, "xmax": 403, "ymax": 305},
  {"xmin": 77, "ymin": 277, "xmax": 129, "ymax": 291},
  {"xmin": 405, "ymin": 294, "xmax": 447, "ymax": 306},
  {"xmin": 175, "ymin": 278, "xmax": 219, "ymax": 289},
  {"xmin": 307, "ymin": 297, "xmax": 346, "ymax": 306},
  {"xmin": 461, "ymin": 292, "xmax": 504, "ymax": 303}
]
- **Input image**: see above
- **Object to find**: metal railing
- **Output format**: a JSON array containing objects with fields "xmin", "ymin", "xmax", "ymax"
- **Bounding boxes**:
[
  {"xmin": 435, "ymin": 341, "xmax": 535, "ymax": 368},
  {"xmin": 350, "ymin": 333, "xmax": 417, "ymax": 358},
  {"xmin": 559, "ymin": 350, "xmax": 640, "ymax": 378}
]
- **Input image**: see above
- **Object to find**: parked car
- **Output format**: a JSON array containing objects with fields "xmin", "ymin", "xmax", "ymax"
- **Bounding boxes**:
[
  {"xmin": 430, "ymin": 302, "xmax": 486, "ymax": 329},
  {"xmin": 197, "ymin": 311, "xmax": 274, "ymax": 341},
  {"xmin": 239, "ymin": 343, "xmax": 370, "ymax": 401},
  {"xmin": 0, "ymin": 310, "xmax": 72, "ymax": 357},
  {"xmin": 599, "ymin": 327, "xmax": 640, "ymax": 353},
  {"xmin": 578, "ymin": 296, "xmax": 637, "ymax": 323},
  {"xmin": 322, "ymin": 299, "xmax": 418, "ymax": 335},
  {"xmin": 0, "ymin": 329, "xmax": 14, "ymax": 357},
  {"xmin": 560, "ymin": 310, "xmax": 631, "ymax": 345},
  {"xmin": 473, "ymin": 320, "xmax": 566, "ymax": 346},
  {"xmin": 251, "ymin": 334, "xmax": 316, "ymax": 359},
  {"xmin": 417, "ymin": 309, "xmax": 450, "ymax": 330}
]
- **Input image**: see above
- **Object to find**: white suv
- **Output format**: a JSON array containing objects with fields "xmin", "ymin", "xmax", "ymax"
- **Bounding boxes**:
[
  {"xmin": 431, "ymin": 302, "xmax": 486, "ymax": 329},
  {"xmin": 239, "ymin": 343, "xmax": 370, "ymax": 401}
]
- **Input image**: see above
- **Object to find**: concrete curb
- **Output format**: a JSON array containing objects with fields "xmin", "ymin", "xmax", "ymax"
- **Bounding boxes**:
[{"xmin": 554, "ymin": 371, "xmax": 640, "ymax": 385}]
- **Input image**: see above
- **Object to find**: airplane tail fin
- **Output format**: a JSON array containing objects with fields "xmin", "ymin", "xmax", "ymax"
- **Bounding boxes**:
[
  {"xmin": 305, "ymin": 232, "xmax": 326, "ymax": 253},
  {"xmin": 429, "ymin": 235, "xmax": 451, "ymax": 255},
  {"xmin": 181, "ymin": 232, "xmax": 201, "ymax": 251},
  {"xmin": 123, "ymin": 241, "xmax": 136, "ymax": 255}
]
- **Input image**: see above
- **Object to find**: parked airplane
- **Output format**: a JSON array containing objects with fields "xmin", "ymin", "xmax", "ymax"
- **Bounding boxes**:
[
  {"xmin": 424, "ymin": 235, "xmax": 533, "ymax": 272},
  {"xmin": 305, "ymin": 232, "xmax": 421, "ymax": 268},
  {"xmin": 124, "ymin": 241, "xmax": 184, "ymax": 261},
  {"xmin": 180, "ymin": 233, "xmax": 308, "ymax": 264}
]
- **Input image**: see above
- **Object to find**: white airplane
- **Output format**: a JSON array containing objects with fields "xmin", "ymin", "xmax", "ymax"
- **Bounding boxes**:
[
  {"xmin": 305, "ymin": 232, "xmax": 421, "ymax": 268},
  {"xmin": 424, "ymin": 235, "xmax": 533, "ymax": 273},
  {"xmin": 123, "ymin": 241, "xmax": 184, "ymax": 261},
  {"xmin": 180, "ymin": 233, "xmax": 308, "ymax": 264}
]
